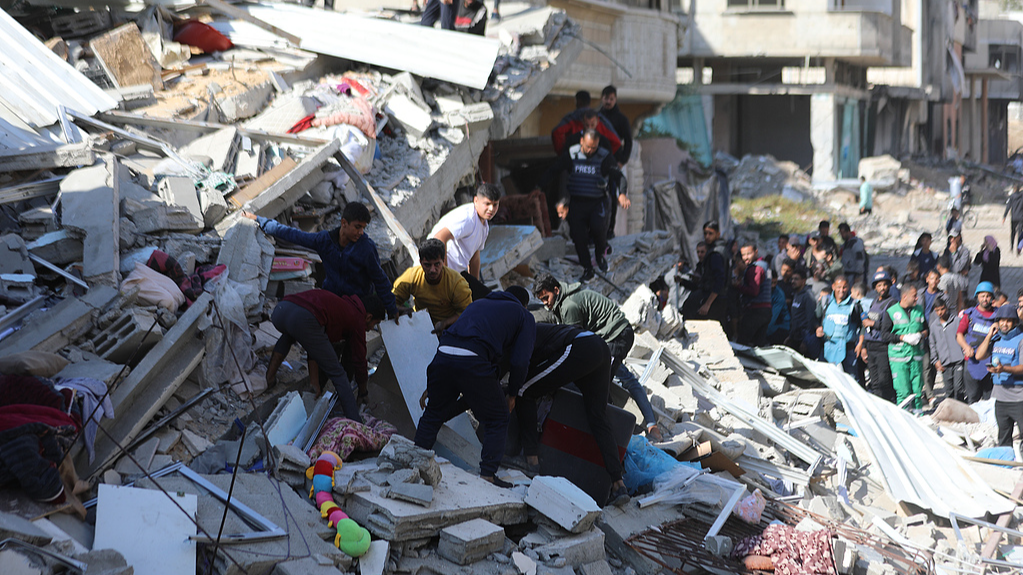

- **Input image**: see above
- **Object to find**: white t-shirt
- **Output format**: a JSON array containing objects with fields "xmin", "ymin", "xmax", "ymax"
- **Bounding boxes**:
[{"xmin": 430, "ymin": 203, "xmax": 489, "ymax": 273}]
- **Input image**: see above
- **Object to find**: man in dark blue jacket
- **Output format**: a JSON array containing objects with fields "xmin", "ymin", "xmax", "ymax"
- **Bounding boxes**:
[
  {"xmin": 414, "ymin": 288, "xmax": 535, "ymax": 486},
  {"xmin": 244, "ymin": 202, "xmax": 398, "ymax": 319}
]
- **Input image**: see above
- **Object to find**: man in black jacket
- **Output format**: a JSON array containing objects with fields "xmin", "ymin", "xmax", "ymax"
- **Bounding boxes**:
[{"xmin": 599, "ymin": 85, "xmax": 632, "ymax": 241}]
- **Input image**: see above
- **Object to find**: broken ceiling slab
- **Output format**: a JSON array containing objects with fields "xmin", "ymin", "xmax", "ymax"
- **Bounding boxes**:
[
  {"xmin": 344, "ymin": 460, "xmax": 526, "ymax": 541},
  {"xmin": 93, "ymin": 484, "xmax": 196, "ymax": 575},
  {"xmin": 0, "ymin": 7, "xmax": 117, "ymax": 131},
  {"xmin": 80, "ymin": 292, "xmax": 212, "ymax": 476},
  {"xmin": 223, "ymin": 3, "xmax": 501, "ymax": 89},
  {"xmin": 0, "ymin": 142, "xmax": 96, "ymax": 172},
  {"xmin": 479, "ymin": 225, "xmax": 543, "ymax": 283}
]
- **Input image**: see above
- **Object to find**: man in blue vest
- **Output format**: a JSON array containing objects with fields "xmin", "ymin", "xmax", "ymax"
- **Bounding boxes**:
[
  {"xmin": 974, "ymin": 304, "xmax": 1023, "ymax": 446},
  {"xmin": 858, "ymin": 270, "xmax": 896, "ymax": 400},
  {"xmin": 957, "ymin": 281, "xmax": 997, "ymax": 403},
  {"xmin": 816, "ymin": 276, "xmax": 864, "ymax": 384},
  {"xmin": 534, "ymin": 129, "xmax": 626, "ymax": 283}
]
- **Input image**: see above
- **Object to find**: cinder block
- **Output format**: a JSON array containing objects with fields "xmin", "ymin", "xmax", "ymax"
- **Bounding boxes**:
[
  {"xmin": 438, "ymin": 518, "xmax": 505, "ymax": 565},
  {"xmin": 525, "ymin": 476, "xmax": 600, "ymax": 534},
  {"xmin": 535, "ymin": 527, "xmax": 604, "ymax": 568},
  {"xmin": 89, "ymin": 308, "xmax": 163, "ymax": 364},
  {"xmin": 0, "ymin": 273, "xmax": 37, "ymax": 303}
]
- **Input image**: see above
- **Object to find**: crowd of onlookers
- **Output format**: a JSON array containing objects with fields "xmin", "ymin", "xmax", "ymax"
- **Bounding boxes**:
[{"xmin": 657, "ymin": 218, "xmax": 1023, "ymax": 450}]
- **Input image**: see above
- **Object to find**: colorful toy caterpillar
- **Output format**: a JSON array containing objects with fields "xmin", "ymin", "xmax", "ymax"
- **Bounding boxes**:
[{"xmin": 306, "ymin": 451, "xmax": 371, "ymax": 557}]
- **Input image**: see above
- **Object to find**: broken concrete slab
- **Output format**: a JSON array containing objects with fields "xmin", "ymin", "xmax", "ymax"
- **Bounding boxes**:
[
  {"xmin": 131, "ymin": 204, "xmax": 204, "ymax": 234},
  {"xmin": 438, "ymin": 518, "xmax": 505, "ymax": 565},
  {"xmin": 59, "ymin": 159, "xmax": 121, "ymax": 286},
  {"xmin": 384, "ymin": 482, "xmax": 434, "ymax": 507},
  {"xmin": 178, "ymin": 127, "xmax": 239, "ymax": 173},
  {"xmin": 384, "ymin": 94, "xmax": 434, "ymax": 139},
  {"xmin": 358, "ymin": 540, "xmax": 389, "ymax": 575},
  {"xmin": 0, "ymin": 234, "xmax": 34, "ymax": 276},
  {"xmin": 525, "ymin": 476, "xmax": 600, "ymax": 534},
  {"xmin": 345, "ymin": 460, "xmax": 526, "ymax": 541},
  {"xmin": 54, "ymin": 358, "xmax": 126, "ymax": 387},
  {"xmin": 0, "ymin": 511, "xmax": 53, "ymax": 546},
  {"xmin": 136, "ymin": 472, "xmax": 348, "ymax": 575},
  {"xmin": 378, "ymin": 435, "xmax": 442, "ymax": 488},
  {"xmin": 579, "ymin": 560, "xmax": 615, "ymax": 575},
  {"xmin": 93, "ymin": 484, "xmax": 196, "ymax": 575},
  {"xmin": 535, "ymin": 527, "xmax": 604, "ymax": 568},
  {"xmin": 80, "ymin": 292, "xmax": 211, "ymax": 476},
  {"xmin": 0, "ymin": 285, "xmax": 119, "ymax": 355},
  {"xmin": 273, "ymin": 557, "xmax": 345, "ymax": 575},
  {"xmin": 157, "ymin": 177, "xmax": 203, "ymax": 227},
  {"xmin": 180, "ymin": 429, "xmax": 214, "ymax": 456},
  {"xmin": 479, "ymin": 225, "xmax": 543, "ymax": 283},
  {"xmin": 216, "ymin": 218, "xmax": 274, "ymax": 319}
]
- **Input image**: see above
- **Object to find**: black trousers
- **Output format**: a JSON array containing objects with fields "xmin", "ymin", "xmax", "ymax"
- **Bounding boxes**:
[
  {"xmin": 419, "ymin": 0, "xmax": 455, "ymax": 29},
  {"xmin": 939, "ymin": 361, "xmax": 967, "ymax": 402},
  {"xmin": 865, "ymin": 340, "xmax": 895, "ymax": 401},
  {"xmin": 460, "ymin": 271, "xmax": 492, "ymax": 301},
  {"xmin": 568, "ymin": 196, "xmax": 609, "ymax": 271},
  {"xmin": 995, "ymin": 399, "xmax": 1023, "ymax": 447},
  {"xmin": 271, "ymin": 301, "xmax": 361, "ymax": 422},
  {"xmin": 515, "ymin": 334, "xmax": 622, "ymax": 480},
  {"xmin": 414, "ymin": 352, "xmax": 507, "ymax": 477},
  {"xmin": 964, "ymin": 366, "xmax": 993, "ymax": 404},
  {"xmin": 1012, "ymin": 219, "xmax": 1023, "ymax": 252},
  {"xmin": 737, "ymin": 307, "xmax": 771, "ymax": 347}
]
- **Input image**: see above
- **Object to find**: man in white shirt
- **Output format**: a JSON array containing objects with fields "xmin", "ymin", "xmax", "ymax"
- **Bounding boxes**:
[{"xmin": 430, "ymin": 183, "xmax": 501, "ymax": 299}]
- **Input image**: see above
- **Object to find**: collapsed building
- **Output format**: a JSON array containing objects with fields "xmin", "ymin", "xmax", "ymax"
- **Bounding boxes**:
[{"xmin": 0, "ymin": 2, "xmax": 1022, "ymax": 575}]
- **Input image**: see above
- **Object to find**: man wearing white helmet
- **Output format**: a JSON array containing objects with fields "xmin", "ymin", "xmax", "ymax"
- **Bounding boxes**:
[{"xmin": 957, "ymin": 281, "xmax": 997, "ymax": 404}]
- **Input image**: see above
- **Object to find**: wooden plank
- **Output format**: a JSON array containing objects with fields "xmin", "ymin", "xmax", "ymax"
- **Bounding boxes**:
[
  {"xmin": 229, "ymin": 156, "xmax": 298, "ymax": 207},
  {"xmin": 201, "ymin": 0, "xmax": 302, "ymax": 46},
  {"xmin": 981, "ymin": 473, "xmax": 1023, "ymax": 559},
  {"xmin": 89, "ymin": 23, "xmax": 164, "ymax": 91}
]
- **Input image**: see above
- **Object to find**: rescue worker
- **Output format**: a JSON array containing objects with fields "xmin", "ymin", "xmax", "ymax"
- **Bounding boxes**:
[{"xmin": 880, "ymin": 285, "xmax": 927, "ymax": 411}]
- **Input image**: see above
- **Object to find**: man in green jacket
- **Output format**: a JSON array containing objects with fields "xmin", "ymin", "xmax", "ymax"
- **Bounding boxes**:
[
  {"xmin": 532, "ymin": 272, "xmax": 662, "ymax": 440},
  {"xmin": 880, "ymin": 284, "xmax": 928, "ymax": 410}
]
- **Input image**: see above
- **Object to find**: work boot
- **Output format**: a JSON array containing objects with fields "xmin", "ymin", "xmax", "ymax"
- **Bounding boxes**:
[
  {"xmin": 579, "ymin": 268, "xmax": 595, "ymax": 283},
  {"xmin": 596, "ymin": 256, "xmax": 608, "ymax": 273}
]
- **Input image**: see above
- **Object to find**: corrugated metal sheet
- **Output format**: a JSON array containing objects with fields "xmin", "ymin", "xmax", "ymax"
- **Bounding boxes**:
[{"xmin": 0, "ymin": 7, "xmax": 117, "ymax": 138}]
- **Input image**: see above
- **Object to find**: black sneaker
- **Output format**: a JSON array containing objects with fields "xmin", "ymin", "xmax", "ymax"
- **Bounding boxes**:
[
  {"xmin": 579, "ymin": 268, "xmax": 595, "ymax": 282},
  {"xmin": 605, "ymin": 245, "xmax": 614, "ymax": 256},
  {"xmin": 596, "ymin": 257, "xmax": 608, "ymax": 273},
  {"xmin": 487, "ymin": 477, "xmax": 513, "ymax": 488},
  {"xmin": 609, "ymin": 485, "xmax": 631, "ymax": 507}
]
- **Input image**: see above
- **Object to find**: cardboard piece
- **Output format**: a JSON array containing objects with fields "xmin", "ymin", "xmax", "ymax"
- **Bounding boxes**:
[{"xmin": 679, "ymin": 441, "xmax": 745, "ymax": 479}]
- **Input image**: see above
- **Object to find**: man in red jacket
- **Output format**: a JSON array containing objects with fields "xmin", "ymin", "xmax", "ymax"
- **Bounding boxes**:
[{"xmin": 266, "ymin": 290, "xmax": 386, "ymax": 421}]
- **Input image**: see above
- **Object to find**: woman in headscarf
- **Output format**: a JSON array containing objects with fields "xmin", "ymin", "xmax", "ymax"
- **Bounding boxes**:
[{"xmin": 974, "ymin": 235, "xmax": 1001, "ymax": 289}]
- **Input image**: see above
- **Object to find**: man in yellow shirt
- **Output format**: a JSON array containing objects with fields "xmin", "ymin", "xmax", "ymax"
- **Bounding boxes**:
[{"xmin": 393, "ymin": 239, "xmax": 473, "ymax": 332}]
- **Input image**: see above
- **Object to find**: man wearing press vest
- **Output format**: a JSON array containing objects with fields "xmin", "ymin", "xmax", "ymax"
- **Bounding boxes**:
[
  {"xmin": 957, "ymin": 281, "xmax": 998, "ymax": 403},
  {"xmin": 534, "ymin": 129, "xmax": 626, "ymax": 283},
  {"xmin": 973, "ymin": 304, "xmax": 1023, "ymax": 446}
]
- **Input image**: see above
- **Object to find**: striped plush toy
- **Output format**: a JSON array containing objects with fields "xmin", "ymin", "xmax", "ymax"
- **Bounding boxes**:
[{"xmin": 306, "ymin": 451, "xmax": 371, "ymax": 557}]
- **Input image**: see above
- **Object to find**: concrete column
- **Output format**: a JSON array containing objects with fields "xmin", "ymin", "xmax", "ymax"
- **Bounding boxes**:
[{"xmin": 811, "ymin": 93, "xmax": 837, "ymax": 181}]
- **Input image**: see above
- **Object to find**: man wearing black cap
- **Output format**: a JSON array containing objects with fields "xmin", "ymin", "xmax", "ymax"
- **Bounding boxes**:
[{"xmin": 858, "ymin": 269, "xmax": 897, "ymax": 400}]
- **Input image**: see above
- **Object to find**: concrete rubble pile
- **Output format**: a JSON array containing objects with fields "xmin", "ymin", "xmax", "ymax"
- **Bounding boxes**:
[{"xmin": 719, "ymin": 153, "xmax": 814, "ymax": 202}]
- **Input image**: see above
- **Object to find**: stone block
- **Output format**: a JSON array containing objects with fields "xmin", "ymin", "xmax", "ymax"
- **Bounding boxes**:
[
  {"xmin": 216, "ymin": 79, "xmax": 273, "ymax": 123},
  {"xmin": 27, "ymin": 230, "xmax": 83, "ymax": 266},
  {"xmin": 579, "ymin": 560, "xmax": 614, "ymax": 575},
  {"xmin": 0, "ymin": 511, "xmax": 52, "ymax": 546},
  {"xmin": 378, "ymin": 435, "xmax": 442, "ymax": 487},
  {"xmin": 180, "ymin": 429, "xmax": 213, "ymax": 456},
  {"xmin": 512, "ymin": 551, "xmax": 537, "ymax": 575},
  {"xmin": 59, "ymin": 160, "xmax": 120, "ymax": 286},
  {"xmin": 385, "ymin": 483, "xmax": 434, "ymax": 507},
  {"xmin": 131, "ymin": 204, "xmax": 204, "ymax": 234},
  {"xmin": 199, "ymin": 188, "xmax": 228, "ymax": 228},
  {"xmin": 525, "ymin": 476, "xmax": 600, "ymax": 534},
  {"xmin": 89, "ymin": 308, "xmax": 163, "ymax": 364},
  {"xmin": 158, "ymin": 177, "xmax": 203, "ymax": 226},
  {"xmin": 438, "ymin": 518, "xmax": 505, "ymax": 565},
  {"xmin": 384, "ymin": 94, "xmax": 434, "ymax": 139},
  {"xmin": 535, "ymin": 527, "xmax": 604, "ymax": 568},
  {"xmin": 154, "ymin": 429, "xmax": 181, "ymax": 454},
  {"xmin": 18, "ymin": 208, "xmax": 57, "ymax": 241}
]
